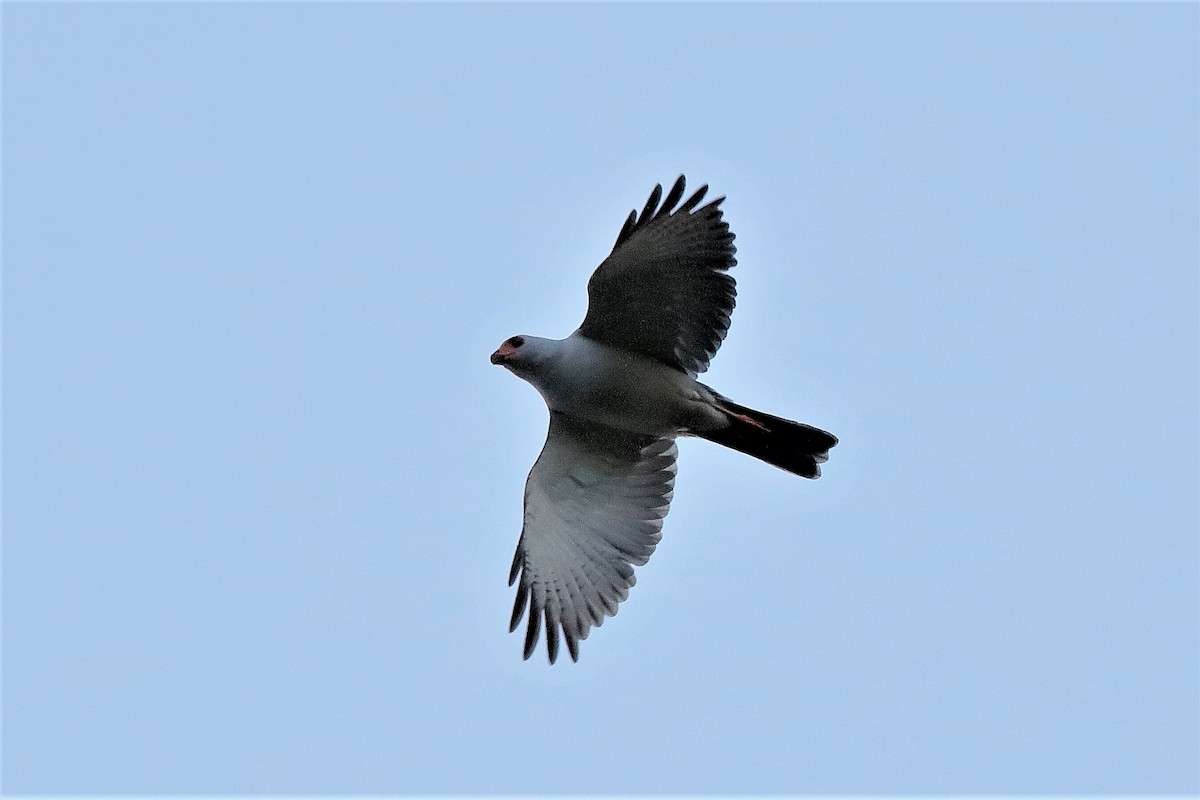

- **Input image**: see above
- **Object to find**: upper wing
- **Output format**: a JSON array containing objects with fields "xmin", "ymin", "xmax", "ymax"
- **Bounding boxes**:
[
  {"xmin": 508, "ymin": 412, "xmax": 678, "ymax": 663},
  {"xmin": 576, "ymin": 176, "xmax": 738, "ymax": 377}
]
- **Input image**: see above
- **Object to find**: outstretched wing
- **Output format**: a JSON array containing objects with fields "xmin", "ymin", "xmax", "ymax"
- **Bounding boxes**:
[
  {"xmin": 576, "ymin": 175, "xmax": 737, "ymax": 377},
  {"xmin": 509, "ymin": 412, "xmax": 678, "ymax": 663}
]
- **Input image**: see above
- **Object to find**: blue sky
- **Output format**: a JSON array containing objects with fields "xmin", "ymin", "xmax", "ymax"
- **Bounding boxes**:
[{"xmin": 3, "ymin": 2, "xmax": 1197, "ymax": 794}]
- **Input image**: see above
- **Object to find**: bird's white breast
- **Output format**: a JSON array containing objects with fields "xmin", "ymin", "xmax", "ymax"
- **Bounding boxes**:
[{"xmin": 529, "ymin": 333, "xmax": 723, "ymax": 436}]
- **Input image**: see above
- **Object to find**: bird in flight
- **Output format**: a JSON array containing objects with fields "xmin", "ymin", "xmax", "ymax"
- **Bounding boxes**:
[{"xmin": 491, "ymin": 176, "xmax": 837, "ymax": 663}]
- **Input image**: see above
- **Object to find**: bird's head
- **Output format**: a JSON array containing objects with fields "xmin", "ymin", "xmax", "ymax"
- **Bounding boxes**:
[
  {"xmin": 490, "ymin": 334, "xmax": 526, "ymax": 367},
  {"xmin": 490, "ymin": 334, "xmax": 554, "ymax": 378}
]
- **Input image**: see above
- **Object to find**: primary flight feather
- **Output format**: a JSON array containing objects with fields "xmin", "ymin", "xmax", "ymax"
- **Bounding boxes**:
[{"xmin": 491, "ymin": 176, "xmax": 837, "ymax": 663}]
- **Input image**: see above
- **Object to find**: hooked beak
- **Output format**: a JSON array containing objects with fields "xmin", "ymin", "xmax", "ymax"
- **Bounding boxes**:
[{"xmin": 490, "ymin": 342, "xmax": 517, "ymax": 365}]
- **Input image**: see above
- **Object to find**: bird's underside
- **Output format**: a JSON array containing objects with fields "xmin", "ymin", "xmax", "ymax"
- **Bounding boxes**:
[{"xmin": 492, "ymin": 176, "xmax": 837, "ymax": 663}]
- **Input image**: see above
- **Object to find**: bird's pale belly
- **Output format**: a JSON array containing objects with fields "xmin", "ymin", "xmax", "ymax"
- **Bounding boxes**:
[{"xmin": 538, "ymin": 337, "xmax": 724, "ymax": 436}]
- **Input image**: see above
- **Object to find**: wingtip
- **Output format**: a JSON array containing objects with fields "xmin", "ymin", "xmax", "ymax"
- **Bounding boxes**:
[
  {"xmin": 522, "ymin": 609, "xmax": 541, "ymax": 660},
  {"xmin": 508, "ymin": 547, "xmax": 523, "ymax": 585},
  {"xmin": 544, "ymin": 608, "xmax": 561, "ymax": 664},
  {"xmin": 640, "ymin": 183, "xmax": 664, "ymax": 225},
  {"xmin": 509, "ymin": 581, "xmax": 529, "ymax": 632},
  {"xmin": 614, "ymin": 209, "xmax": 638, "ymax": 249},
  {"xmin": 670, "ymin": 174, "xmax": 687, "ymax": 198},
  {"xmin": 611, "ymin": 175, "xmax": 724, "ymax": 251},
  {"xmin": 656, "ymin": 176, "xmax": 686, "ymax": 221},
  {"xmin": 679, "ymin": 183, "xmax": 710, "ymax": 213}
]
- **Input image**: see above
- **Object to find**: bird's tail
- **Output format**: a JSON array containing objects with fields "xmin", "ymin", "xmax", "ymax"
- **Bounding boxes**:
[{"xmin": 697, "ymin": 395, "xmax": 837, "ymax": 478}]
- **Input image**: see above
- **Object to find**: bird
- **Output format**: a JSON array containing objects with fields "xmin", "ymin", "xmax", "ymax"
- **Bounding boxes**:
[{"xmin": 491, "ymin": 176, "xmax": 837, "ymax": 664}]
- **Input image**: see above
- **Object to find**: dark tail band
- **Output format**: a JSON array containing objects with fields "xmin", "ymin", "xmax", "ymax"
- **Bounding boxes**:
[{"xmin": 698, "ymin": 396, "xmax": 837, "ymax": 478}]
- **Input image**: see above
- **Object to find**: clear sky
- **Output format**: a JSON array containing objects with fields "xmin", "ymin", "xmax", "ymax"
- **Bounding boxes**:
[{"xmin": 4, "ymin": 2, "xmax": 1197, "ymax": 794}]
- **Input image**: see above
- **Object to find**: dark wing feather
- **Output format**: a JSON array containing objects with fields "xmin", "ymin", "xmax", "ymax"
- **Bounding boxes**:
[
  {"xmin": 577, "ymin": 175, "xmax": 737, "ymax": 376},
  {"xmin": 508, "ymin": 412, "xmax": 678, "ymax": 664}
]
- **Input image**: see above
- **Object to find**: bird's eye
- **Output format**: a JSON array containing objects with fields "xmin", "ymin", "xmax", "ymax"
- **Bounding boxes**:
[{"xmin": 507, "ymin": 336, "xmax": 525, "ymax": 348}]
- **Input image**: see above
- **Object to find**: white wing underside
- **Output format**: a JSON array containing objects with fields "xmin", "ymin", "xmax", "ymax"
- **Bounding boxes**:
[{"xmin": 509, "ymin": 412, "xmax": 678, "ymax": 663}]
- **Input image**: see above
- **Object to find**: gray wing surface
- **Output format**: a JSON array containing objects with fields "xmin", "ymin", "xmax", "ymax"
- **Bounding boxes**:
[
  {"xmin": 508, "ymin": 412, "xmax": 678, "ymax": 663},
  {"xmin": 576, "ymin": 175, "xmax": 738, "ymax": 377}
]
